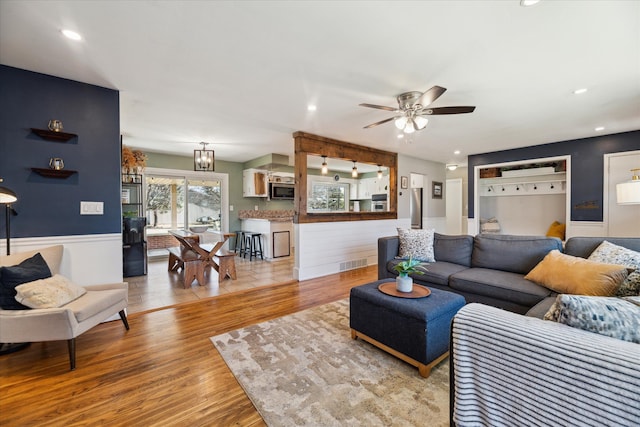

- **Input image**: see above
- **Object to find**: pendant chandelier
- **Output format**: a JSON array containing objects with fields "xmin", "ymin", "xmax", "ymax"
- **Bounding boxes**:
[{"xmin": 194, "ymin": 142, "xmax": 214, "ymax": 171}]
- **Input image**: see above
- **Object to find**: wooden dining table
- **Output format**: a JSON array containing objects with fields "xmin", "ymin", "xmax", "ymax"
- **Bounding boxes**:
[{"xmin": 168, "ymin": 229, "xmax": 235, "ymax": 286}]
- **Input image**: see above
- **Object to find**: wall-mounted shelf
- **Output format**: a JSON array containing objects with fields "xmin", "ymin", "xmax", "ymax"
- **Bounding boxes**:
[
  {"xmin": 479, "ymin": 172, "xmax": 566, "ymax": 197},
  {"xmin": 31, "ymin": 128, "xmax": 77, "ymax": 142},
  {"xmin": 31, "ymin": 167, "xmax": 77, "ymax": 178}
]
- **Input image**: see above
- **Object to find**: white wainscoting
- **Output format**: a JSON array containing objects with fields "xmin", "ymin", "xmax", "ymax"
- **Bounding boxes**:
[
  {"xmin": 1, "ymin": 234, "xmax": 123, "ymax": 286},
  {"xmin": 294, "ymin": 219, "xmax": 403, "ymax": 281},
  {"xmin": 567, "ymin": 221, "xmax": 606, "ymax": 238}
]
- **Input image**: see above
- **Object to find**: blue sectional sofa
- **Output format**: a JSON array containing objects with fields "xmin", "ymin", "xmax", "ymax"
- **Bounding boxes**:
[{"xmin": 378, "ymin": 233, "xmax": 640, "ymax": 316}]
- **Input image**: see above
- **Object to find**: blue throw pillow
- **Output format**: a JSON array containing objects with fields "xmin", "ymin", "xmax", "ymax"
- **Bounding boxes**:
[{"xmin": 0, "ymin": 253, "xmax": 52, "ymax": 310}]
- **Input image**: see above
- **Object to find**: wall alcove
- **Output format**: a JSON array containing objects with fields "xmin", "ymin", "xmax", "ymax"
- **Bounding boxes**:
[{"xmin": 475, "ymin": 156, "xmax": 571, "ymax": 237}]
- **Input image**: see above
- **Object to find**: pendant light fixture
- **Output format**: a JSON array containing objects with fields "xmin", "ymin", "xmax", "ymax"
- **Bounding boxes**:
[
  {"xmin": 377, "ymin": 165, "xmax": 383, "ymax": 179},
  {"xmin": 194, "ymin": 142, "xmax": 214, "ymax": 171},
  {"xmin": 321, "ymin": 156, "xmax": 328, "ymax": 175},
  {"xmin": 617, "ymin": 168, "xmax": 640, "ymax": 205},
  {"xmin": 352, "ymin": 160, "xmax": 358, "ymax": 178}
]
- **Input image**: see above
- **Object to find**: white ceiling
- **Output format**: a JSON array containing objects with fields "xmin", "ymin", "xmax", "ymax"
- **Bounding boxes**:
[{"xmin": 1, "ymin": 1, "xmax": 639, "ymax": 167}]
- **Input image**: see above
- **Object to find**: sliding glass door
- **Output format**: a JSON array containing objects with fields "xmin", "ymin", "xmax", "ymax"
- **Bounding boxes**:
[{"xmin": 143, "ymin": 168, "xmax": 228, "ymax": 256}]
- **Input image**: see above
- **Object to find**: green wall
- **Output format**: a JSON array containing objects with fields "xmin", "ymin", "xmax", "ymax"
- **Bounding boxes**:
[{"xmin": 143, "ymin": 152, "xmax": 294, "ymax": 233}]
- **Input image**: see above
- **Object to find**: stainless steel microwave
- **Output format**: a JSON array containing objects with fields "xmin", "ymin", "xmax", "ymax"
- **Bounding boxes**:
[{"xmin": 270, "ymin": 183, "xmax": 295, "ymax": 200}]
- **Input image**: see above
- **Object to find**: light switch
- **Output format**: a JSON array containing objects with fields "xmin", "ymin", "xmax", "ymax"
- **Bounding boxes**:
[{"xmin": 80, "ymin": 201, "xmax": 104, "ymax": 215}]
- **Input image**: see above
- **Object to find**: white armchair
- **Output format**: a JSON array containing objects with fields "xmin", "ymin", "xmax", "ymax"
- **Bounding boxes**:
[{"xmin": 0, "ymin": 245, "xmax": 129, "ymax": 370}]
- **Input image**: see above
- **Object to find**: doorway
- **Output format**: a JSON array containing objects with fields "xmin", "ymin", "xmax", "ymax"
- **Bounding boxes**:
[{"xmin": 605, "ymin": 151, "xmax": 640, "ymax": 237}]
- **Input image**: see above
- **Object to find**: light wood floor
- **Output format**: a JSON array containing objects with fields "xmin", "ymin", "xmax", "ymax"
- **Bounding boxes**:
[
  {"xmin": 0, "ymin": 264, "xmax": 378, "ymax": 427},
  {"xmin": 127, "ymin": 254, "xmax": 295, "ymax": 313}
]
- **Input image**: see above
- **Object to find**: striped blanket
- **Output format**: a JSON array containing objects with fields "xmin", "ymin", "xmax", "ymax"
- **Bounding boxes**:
[{"xmin": 451, "ymin": 303, "xmax": 640, "ymax": 427}]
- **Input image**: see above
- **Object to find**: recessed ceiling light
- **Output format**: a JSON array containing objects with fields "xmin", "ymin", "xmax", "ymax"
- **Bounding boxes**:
[
  {"xmin": 61, "ymin": 29, "xmax": 82, "ymax": 41},
  {"xmin": 307, "ymin": 105, "xmax": 317, "ymax": 112},
  {"xmin": 573, "ymin": 88, "xmax": 588, "ymax": 95},
  {"xmin": 595, "ymin": 126, "xmax": 605, "ymax": 131},
  {"xmin": 453, "ymin": 150, "xmax": 461, "ymax": 155},
  {"xmin": 397, "ymin": 134, "xmax": 404, "ymax": 139},
  {"xmin": 520, "ymin": 0, "xmax": 540, "ymax": 6}
]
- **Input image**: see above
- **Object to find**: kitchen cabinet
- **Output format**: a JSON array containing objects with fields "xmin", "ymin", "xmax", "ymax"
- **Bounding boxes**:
[
  {"xmin": 410, "ymin": 174, "xmax": 424, "ymax": 188},
  {"xmin": 349, "ymin": 180, "xmax": 358, "ymax": 200},
  {"xmin": 243, "ymin": 169, "xmax": 268, "ymax": 197},
  {"xmin": 373, "ymin": 176, "xmax": 389, "ymax": 194},
  {"xmin": 357, "ymin": 178, "xmax": 373, "ymax": 199}
]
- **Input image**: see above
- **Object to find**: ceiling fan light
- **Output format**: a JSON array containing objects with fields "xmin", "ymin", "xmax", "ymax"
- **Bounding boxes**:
[
  {"xmin": 404, "ymin": 123, "xmax": 415, "ymax": 134},
  {"xmin": 414, "ymin": 116, "xmax": 428, "ymax": 130},
  {"xmin": 394, "ymin": 116, "xmax": 408, "ymax": 130}
]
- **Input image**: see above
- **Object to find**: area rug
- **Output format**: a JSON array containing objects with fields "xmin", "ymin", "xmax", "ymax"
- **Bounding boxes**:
[{"xmin": 211, "ymin": 299, "xmax": 450, "ymax": 426}]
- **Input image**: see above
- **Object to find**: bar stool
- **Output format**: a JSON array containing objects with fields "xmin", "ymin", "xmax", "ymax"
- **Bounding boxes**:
[
  {"xmin": 233, "ymin": 231, "xmax": 245, "ymax": 254},
  {"xmin": 243, "ymin": 232, "xmax": 264, "ymax": 261}
]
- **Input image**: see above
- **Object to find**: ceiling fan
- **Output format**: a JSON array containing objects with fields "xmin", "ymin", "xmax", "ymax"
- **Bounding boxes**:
[{"xmin": 360, "ymin": 86, "xmax": 475, "ymax": 134}]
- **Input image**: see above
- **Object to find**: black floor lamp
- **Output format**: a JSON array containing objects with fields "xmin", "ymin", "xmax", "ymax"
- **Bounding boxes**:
[{"xmin": 0, "ymin": 181, "xmax": 29, "ymax": 355}]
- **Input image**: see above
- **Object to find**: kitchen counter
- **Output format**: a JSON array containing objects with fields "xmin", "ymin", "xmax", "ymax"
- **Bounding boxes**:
[
  {"xmin": 238, "ymin": 209, "xmax": 294, "ymax": 221},
  {"xmin": 240, "ymin": 216, "xmax": 294, "ymax": 261}
]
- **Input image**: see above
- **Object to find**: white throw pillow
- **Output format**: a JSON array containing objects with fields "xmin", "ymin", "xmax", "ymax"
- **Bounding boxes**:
[{"xmin": 14, "ymin": 274, "xmax": 86, "ymax": 309}]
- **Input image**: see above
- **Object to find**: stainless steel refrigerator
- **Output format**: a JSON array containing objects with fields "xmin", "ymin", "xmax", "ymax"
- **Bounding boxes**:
[{"xmin": 410, "ymin": 188, "xmax": 423, "ymax": 229}]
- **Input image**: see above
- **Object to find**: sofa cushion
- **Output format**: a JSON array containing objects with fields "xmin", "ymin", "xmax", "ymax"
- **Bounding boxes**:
[
  {"xmin": 387, "ymin": 259, "xmax": 468, "ymax": 286},
  {"xmin": 433, "ymin": 233, "xmax": 473, "ymax": 267},
  {"xmin": 450, "ymin": 268, "xmax": 551, "ymax": 307},
  {"xmin": 0, "ymin": 245, "xmax": 63, "ymax": 274},
  {"xmin": 471, "ymin": 234, "xmax": 562, "ymax": 274},
  {"xmin": 63, "ymin": 288, "xmax": 127, "ymax": 322},
  {"xmin": 396, "ymin": 228, "xmax": 435, "ymax": 262},
  {"xmin": 549, "ymin": 294, "xmax": 640, "ymax": 343},
  {"xmin": 587, "ymin": 240, "xmax": 640, "ymax": 297},
  {"xmin": 526, "ymin": 296, "xmax": 557, "ymax": 318},
  {"xmin": 15, "ymin": 274, "xmax": 86, "ymax": 309},
  {"xmin": 0, "ymin": 253, "xmax": 52, "ymax": 310},
  {"xmin": 525, "ymin": 250, "xmax": 629, "ymax": 296},
  {"xmin": 564, "ymin": 237, "xmax": 640, "ymax": 259}
]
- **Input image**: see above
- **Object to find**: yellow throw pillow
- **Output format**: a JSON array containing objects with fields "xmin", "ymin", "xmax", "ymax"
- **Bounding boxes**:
[
  {"xmin": 545, "ymin": 221, "xmax": 566, "ymax": 240},
  {"xmin": 525, "ymin": 250, "xmax": 629, "ymax": 296}
]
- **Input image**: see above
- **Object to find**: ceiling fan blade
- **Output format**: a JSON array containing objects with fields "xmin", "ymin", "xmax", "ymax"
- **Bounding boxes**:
[
  {"xmin": 359, "ymin": 103, "xmax": 398, "ymax": 112},
  {"xmin": 363, "ymin": 117, "xmax": 396, "ymax": 129},
  {"xmin": 420, "ymin": 106, "xmax": 476, "ymax": 115},
  {"xmin": 414, "ymin": 86, "xmax": 447, "ymax": 107}
]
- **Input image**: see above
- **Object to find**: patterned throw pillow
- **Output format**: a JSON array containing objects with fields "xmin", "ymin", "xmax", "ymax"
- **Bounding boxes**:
[
  {"xmin": 550, "ymin": 294, "xmax": 640, "ymax": 343},
  {"xmin": 588, "ymin": 241, "xmax": 640, "ymax": 297},
  {"xmin": 396, "ymin": 228, "xmax": 435, "ymax": 262}
]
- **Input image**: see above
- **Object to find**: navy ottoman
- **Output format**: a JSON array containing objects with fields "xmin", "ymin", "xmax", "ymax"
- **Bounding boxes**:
[{"xmin": 350, "ymin": 279, "xmax": 466, "ymax": 377}]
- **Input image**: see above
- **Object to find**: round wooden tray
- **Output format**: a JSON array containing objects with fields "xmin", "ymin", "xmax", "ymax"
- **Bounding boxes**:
[{"xmin": 378, "ymin": 282, "xmax": 431, "ymax": 299}]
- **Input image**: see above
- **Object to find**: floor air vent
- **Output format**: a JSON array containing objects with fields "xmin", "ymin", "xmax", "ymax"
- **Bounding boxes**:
[{"xmin": 339, "ymin": 258, "xmax": 368, "ymax": 272}]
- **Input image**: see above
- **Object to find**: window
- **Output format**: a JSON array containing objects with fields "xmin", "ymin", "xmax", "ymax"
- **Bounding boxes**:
[
  {"xmin": 142, "ymin": 167, "xmax": 229, "ymax": 256},
  {"xmin": 308, "ymin": 182, "xmax": 348, "ymax": 212}
]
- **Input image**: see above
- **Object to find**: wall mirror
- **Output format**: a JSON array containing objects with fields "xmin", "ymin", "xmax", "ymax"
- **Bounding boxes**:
[{"xmin": 293, "ymin": 132, "xmax": 397, "ymax": 223}]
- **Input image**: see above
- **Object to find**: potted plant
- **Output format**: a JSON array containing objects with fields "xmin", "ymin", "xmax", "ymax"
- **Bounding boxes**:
[{"xmin": 393, "ymin": 256, "xmax": 427, "ymax": 292}]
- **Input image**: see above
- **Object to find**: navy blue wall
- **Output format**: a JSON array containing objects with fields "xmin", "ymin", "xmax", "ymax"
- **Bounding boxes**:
[
  {"xmin": 468, "ymin": 130, "xmax": 640, "ymax": 221},
  {"xmin": 0, "ymin": 65, "xmax": 121, "ymax": 238}
]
